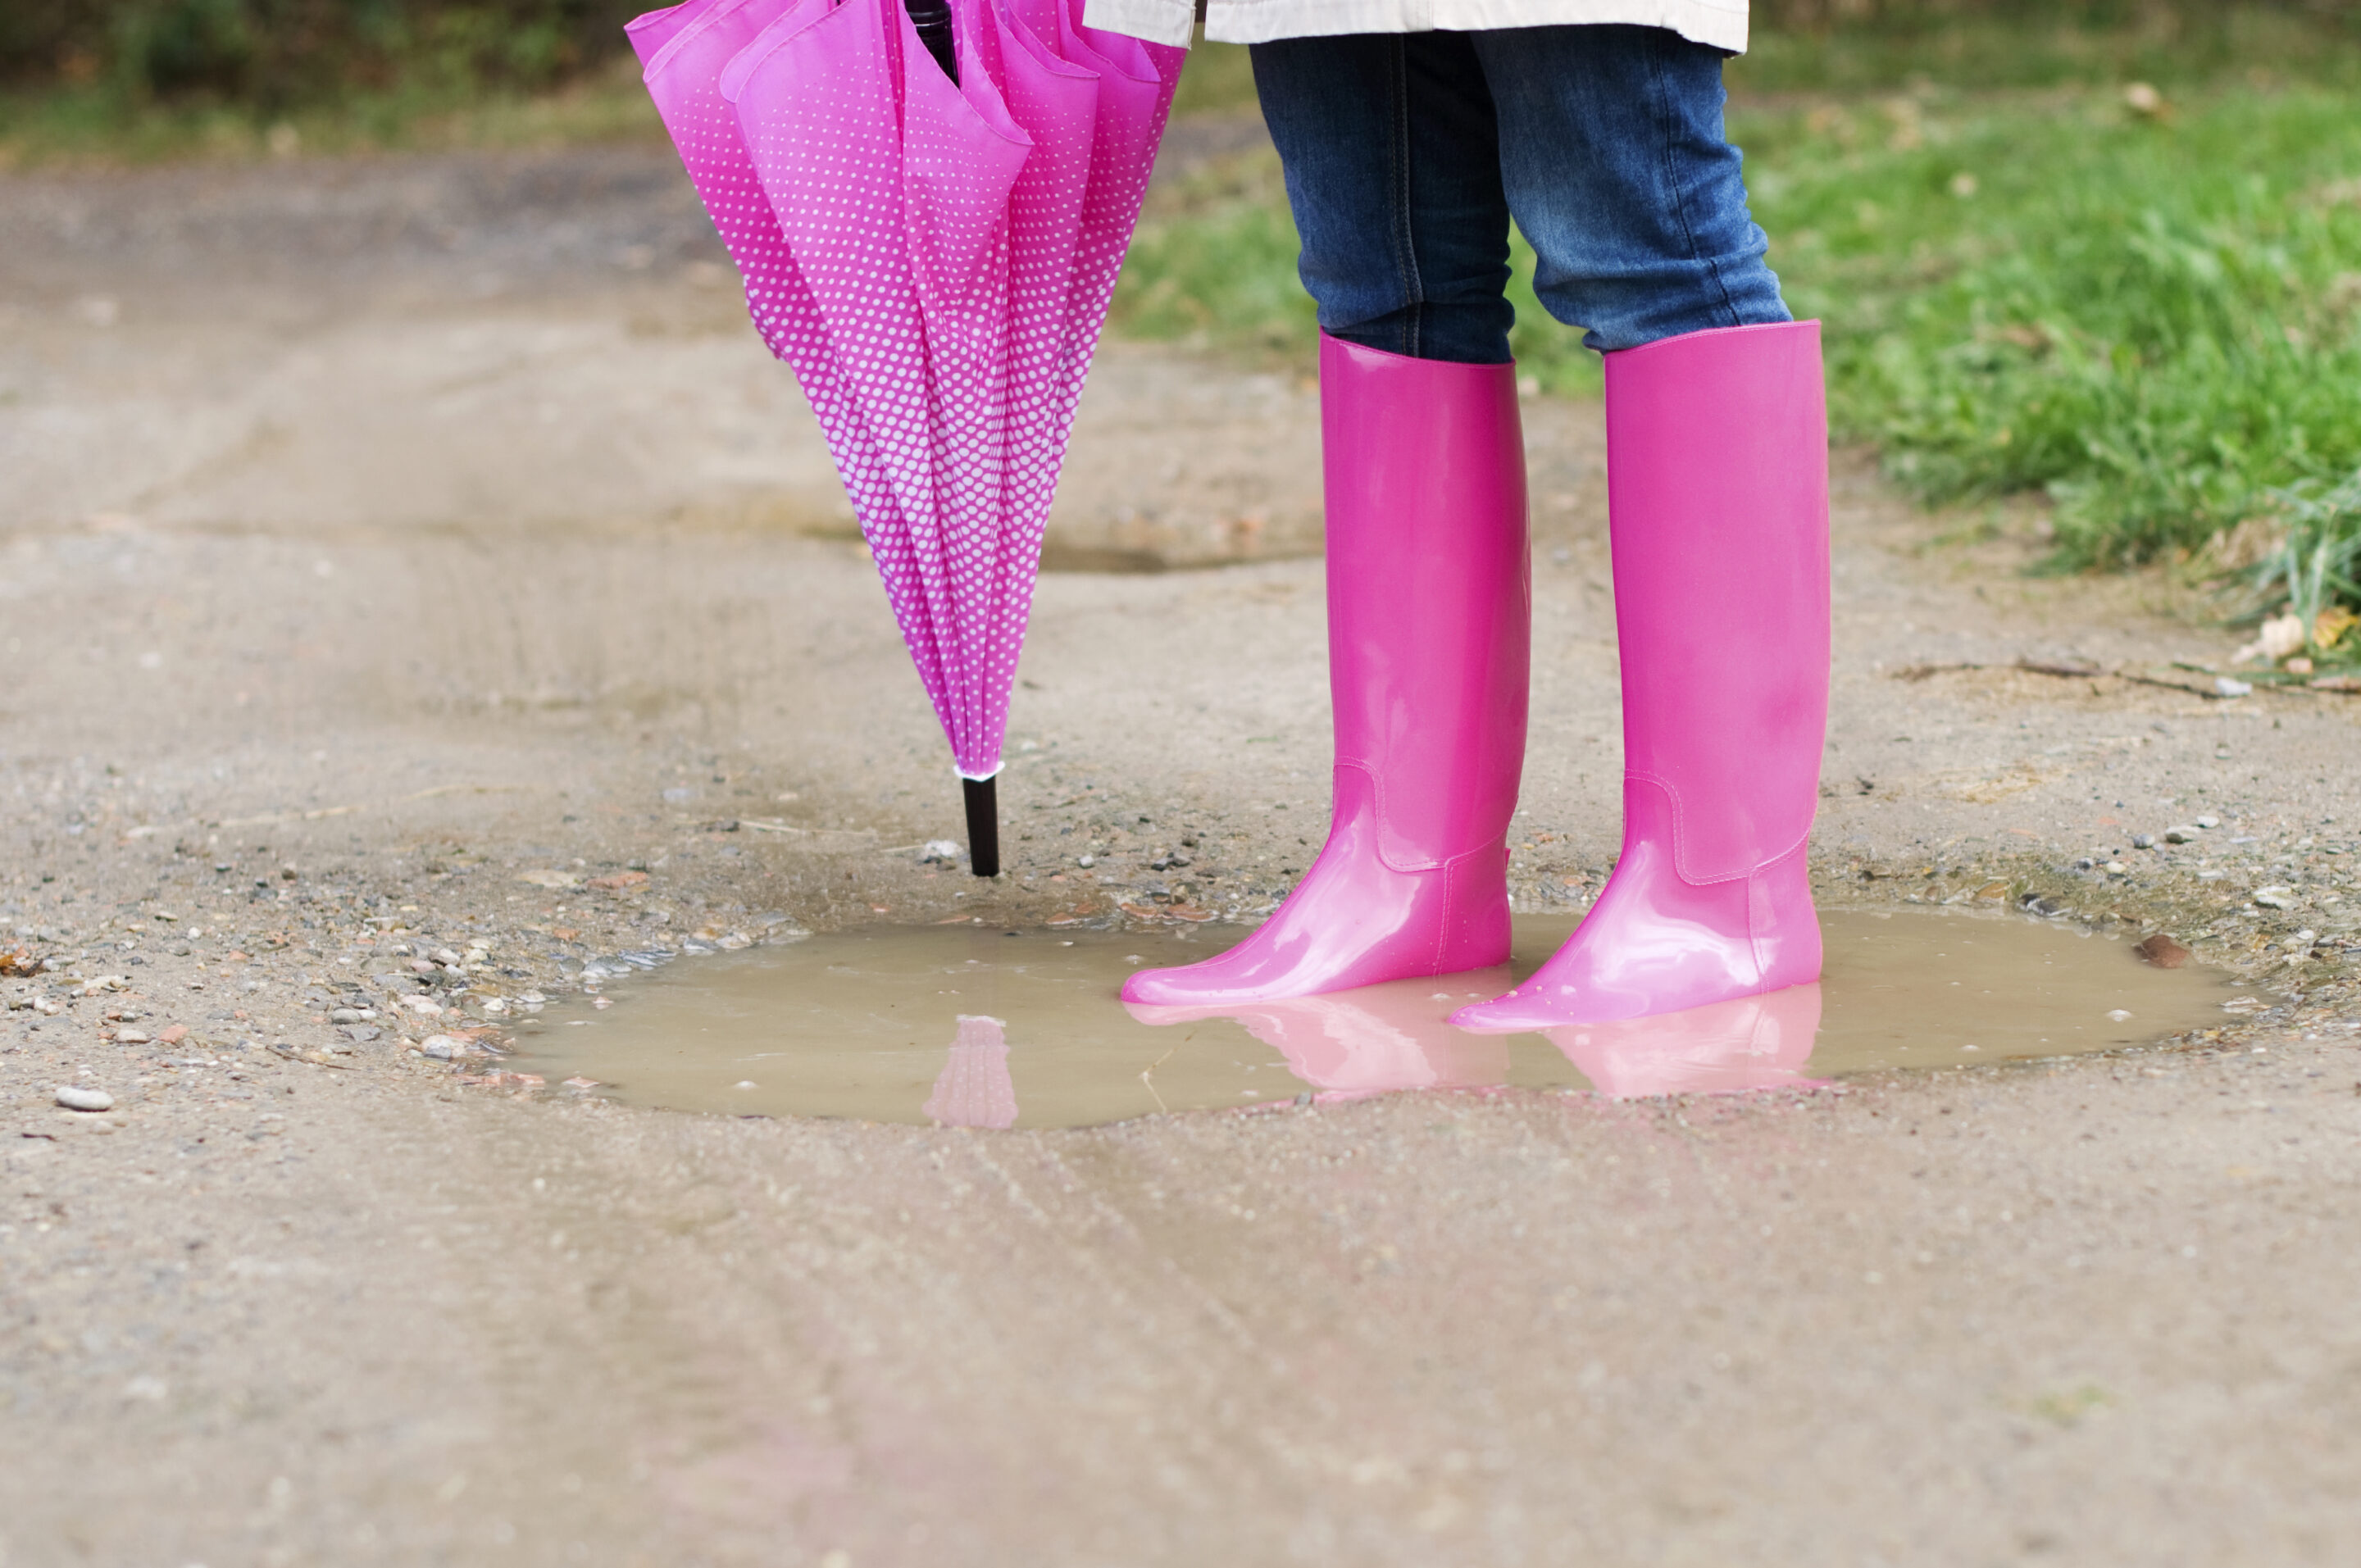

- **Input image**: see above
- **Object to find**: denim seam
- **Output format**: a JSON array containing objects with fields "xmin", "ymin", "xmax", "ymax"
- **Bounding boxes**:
[
  {"xmin": 1645, "ymin": 32, "xmax": 1742, "ymax": 334},
  {"xmin": 1384, "ymin": 39, "xmax": 1423, "ymax": 360}
]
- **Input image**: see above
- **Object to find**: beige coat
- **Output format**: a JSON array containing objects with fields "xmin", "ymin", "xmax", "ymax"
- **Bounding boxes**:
[{"xmin": 1081, "ymin": 0, "xmax": 1747, "ymax": 52}]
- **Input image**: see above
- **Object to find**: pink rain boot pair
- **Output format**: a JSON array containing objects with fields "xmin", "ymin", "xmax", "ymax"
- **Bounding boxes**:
[{"xmin": 1121, "ymin": 320, "xmax": 1830, "ymax": 1028}]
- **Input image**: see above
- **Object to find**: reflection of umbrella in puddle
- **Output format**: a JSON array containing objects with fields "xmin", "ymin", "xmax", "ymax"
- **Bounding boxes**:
[
  {"xmin": 1548, "ymin": 984, "xmax": 1823, "ymax": 1098},
  {"xmin": 923, "ymin": 1013, "xmax": 1018, "ymax": 1128},
  {"xmin": 1129, "ymin": 977, "xmax": 1514, "ymax": 1103},
  {"xmin": 631, "ymin": 0, "xmax": 1180, "ymax": 872}
]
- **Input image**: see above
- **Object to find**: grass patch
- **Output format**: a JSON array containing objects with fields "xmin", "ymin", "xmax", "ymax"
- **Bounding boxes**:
[
  {"xmin": 1748, "ymin": 84, "xmax": 2361, "ymax": 574},
  {"xmin": 0, "ymin": 52, "xmax": 662, "ymax": 166},
  {"xmin": 1114, "ymin": 57, "xmax": 2361, "ymax": 642},
  {"xmin": 1736, "ymin": 6, "xmax": 2361, "ymax": 96}
]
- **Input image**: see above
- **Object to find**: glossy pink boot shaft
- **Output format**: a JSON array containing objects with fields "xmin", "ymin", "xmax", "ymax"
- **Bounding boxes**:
[
  {"xmin": 1453, "ymin": 320, "xmax": 1831, "ymax": 1030},
  {"xmin": 1120, "ymin": 334, "xmax": 1531, "ymax": 1007}
]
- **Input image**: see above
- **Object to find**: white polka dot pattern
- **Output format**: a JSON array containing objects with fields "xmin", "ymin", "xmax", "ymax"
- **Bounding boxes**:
[
  {"xmin": 634, "ymin": 0, "xmax": 1179, "ymax": 781},
  {"xmin": 921, "ymin": 1013, "xmax": 1018, "ymax": 1128}
]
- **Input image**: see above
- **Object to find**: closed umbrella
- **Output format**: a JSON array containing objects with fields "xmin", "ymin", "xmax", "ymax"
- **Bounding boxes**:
[{"xmin": 632, "ymin": 0, "xmax": 1179, "ymax": 873}]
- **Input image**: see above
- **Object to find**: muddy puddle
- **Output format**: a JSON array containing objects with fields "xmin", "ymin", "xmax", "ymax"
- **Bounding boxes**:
[{"xmin": 506, "ymin": 910, "xmax": 2243, "ymax": 1127}]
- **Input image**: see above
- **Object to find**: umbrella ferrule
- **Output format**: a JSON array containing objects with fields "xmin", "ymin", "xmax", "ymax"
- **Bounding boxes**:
[{"xmin": 961, "ymin": 775, "xmax": 1001, "ymax": 879}]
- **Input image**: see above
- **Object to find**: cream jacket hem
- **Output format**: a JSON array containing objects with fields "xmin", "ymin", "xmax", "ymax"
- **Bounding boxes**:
[{"xmin": 1081, "ymin": 0, "xmax": 1748, "ymax": 52}]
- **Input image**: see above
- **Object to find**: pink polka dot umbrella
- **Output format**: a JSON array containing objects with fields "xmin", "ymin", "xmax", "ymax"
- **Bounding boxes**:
[{"xmin": 630, "ymin": 0, "xmax": 1180, "ymax": 874}]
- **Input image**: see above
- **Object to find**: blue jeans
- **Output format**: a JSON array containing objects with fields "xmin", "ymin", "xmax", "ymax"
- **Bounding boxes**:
[{"xmin": 1249, "ymin": 25, "xmax": 1788, "ymax": 361}]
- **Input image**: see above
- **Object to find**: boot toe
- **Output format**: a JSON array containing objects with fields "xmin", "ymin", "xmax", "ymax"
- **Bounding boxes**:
[{"xmin": 1119, "ymin": 964, "xmax": 1215, "ymax": 1007}]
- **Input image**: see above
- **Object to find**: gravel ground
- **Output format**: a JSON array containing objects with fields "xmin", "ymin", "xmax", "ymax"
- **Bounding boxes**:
[{"xmin": 2, "ymin": 142, "xmax": 2359, "ymax": 1566}]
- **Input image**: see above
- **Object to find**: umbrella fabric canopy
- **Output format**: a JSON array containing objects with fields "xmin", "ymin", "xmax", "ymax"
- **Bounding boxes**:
[{"xmin": 632, "ymin": 0, "xmax": 1180, "ymax": 872}]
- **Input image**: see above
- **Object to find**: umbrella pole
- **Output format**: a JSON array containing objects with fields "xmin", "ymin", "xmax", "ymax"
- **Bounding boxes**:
[
  {"xmin": 905, "ymin": 0, "xmax": 958, "ymax": 84},
  {"xmin": 962, "ymin": 776, "xmax": 999, "ymax": 877}
]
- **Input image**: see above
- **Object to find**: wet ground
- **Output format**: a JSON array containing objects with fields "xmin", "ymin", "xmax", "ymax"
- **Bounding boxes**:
[
  {"xmin": 3, "ymin": 136, "xmax": 2360, "ymax": 1565},
  {"xmin": 515, "ymin": 911, "xmax": 2239, "ymax": 1125}
]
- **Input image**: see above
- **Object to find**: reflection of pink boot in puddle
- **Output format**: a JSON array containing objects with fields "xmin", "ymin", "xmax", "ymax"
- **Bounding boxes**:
[
  {"xmin": 1127, "ymin": 976, "xmax": 1512, "ymax": 1103},
  {"xmin": 921, "ymin": 1015, "xmax": 1018, "ymax": 1129},
  {"xmin": 1550, "ymin": 983, "xmax": 1823, "ymax": 1099},
  {"xmin": 1453, "ymin": 322, "xmax": 1831, "ymax": 1032},
  {"xmin": 1120, "ymin": 334, "xmax": 1530, "ymax": 1007}
]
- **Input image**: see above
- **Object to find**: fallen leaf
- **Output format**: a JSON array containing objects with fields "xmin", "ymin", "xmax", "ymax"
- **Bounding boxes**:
[{"xmin": 2133, "ymin": 934, "xmax": 2190, "ymax": 969}]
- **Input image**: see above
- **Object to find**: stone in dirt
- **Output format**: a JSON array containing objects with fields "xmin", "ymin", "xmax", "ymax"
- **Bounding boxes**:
[
  {"xmin": 56, "ymin": 1086, "xmax": 115, "ymax": 1111},
  {"xmin": 2135, "ymin": 934, "xmax": 2191, "ymax": 969}
]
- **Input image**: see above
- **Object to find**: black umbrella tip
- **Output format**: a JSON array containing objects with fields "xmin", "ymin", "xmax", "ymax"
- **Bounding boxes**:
[{"xmin": 962, "ymin": 775, "xmax": 1000, "ymax": 878}]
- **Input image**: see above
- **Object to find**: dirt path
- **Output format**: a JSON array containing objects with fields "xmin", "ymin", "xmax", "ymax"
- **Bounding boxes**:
[{"xmin": 3, "ymin": 143, "xmax": 2359, "ymax": 1566}]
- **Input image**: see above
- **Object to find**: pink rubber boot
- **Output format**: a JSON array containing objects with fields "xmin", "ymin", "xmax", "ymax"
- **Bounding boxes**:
[
  {"xmin": 1452, "ymin": 321, "xmax": 1830, "ymax": 1031},
  {"xmin": 1121, "ymin": 334, "xmax": 1530, "ymax": 1007}
]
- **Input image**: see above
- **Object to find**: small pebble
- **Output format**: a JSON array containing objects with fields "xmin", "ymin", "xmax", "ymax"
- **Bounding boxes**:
[
  {"xmin": 2195, "ymin": 816, "xmax": 2221, "ymax": 829},
  {"xmin": 2254, "ymin": 888, "xmax": 2293, "ymax": 910},
  {"xmin": 57, "ymin": 1086, "xmax": 114, "ymax": 1112},
  {"xmin": 2163, "ymin": 825, "xmax": 2200, "ymax": 844},
  {"xmin": 114, "ymin": 1029, "xmax": 150, "ymax": 1045},
  {"xmin": 420, "ymin": 1035, "xmax": 463, "ymax": 1060},
  {"xmin": 2131, "ymin": 834, "xmax": 2154, "ymax": 849},
  {"xmin": 330, "ymin": 1007, "xmax": 377, "ymax": 1024}
]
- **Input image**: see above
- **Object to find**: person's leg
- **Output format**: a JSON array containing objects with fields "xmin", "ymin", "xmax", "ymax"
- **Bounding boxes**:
[
  {"xmin": 1247, "ymin": 31, "xmax": 1517, "ymax": 363},
  {"xmin": 1453, "ymin": 28, "xmax": 1830, "ymax": 1029},
  {"xmin": 1121, "ymin": 35, "xmax": 1533, "ymax": 1007},
  {"xmin": 1472, "ymin": 22, "xmax": 1787, "ymax": 349}
]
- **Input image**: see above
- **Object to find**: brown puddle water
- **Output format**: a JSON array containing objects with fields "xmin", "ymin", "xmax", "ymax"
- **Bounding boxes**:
[{"xmin": 508, "ymin": 910, "xmax": 2242, "ymax": 1128}]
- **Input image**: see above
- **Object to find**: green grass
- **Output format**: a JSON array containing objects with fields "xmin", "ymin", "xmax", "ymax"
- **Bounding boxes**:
[
  {"xmin": 0, "ymin": 52, "xmax": 662, "ymax": 166},
  {"xmin": 1735, "ymin": 7, "xmax": 2361, "ymax": 96},
  {"xmin": 1112, "ymin": 62, "xmax": 2361, "ymax": 647},
  {"xmin": 1747, "ymin": 85, "xmax": 2361, "ymax": 577}
]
